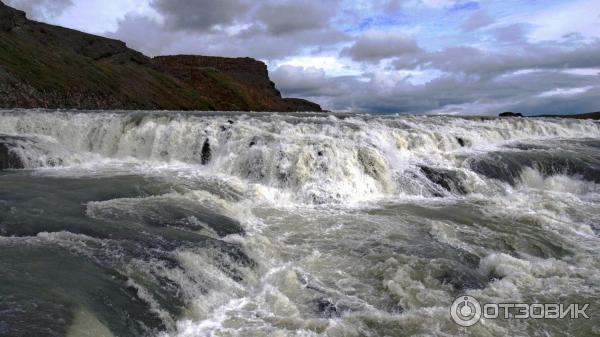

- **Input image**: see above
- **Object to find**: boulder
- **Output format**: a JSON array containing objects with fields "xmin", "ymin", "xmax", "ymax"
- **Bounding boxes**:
[
  {"xmin": 420, "ymin": 166, "xmax": 467, "ymax": 195},
  {"xmin": 201, "ymin": 139, "xmax": 211, "ymax": 165},
  {"xmin": 0, "ymin": 138, "xmax": 24, "ymax": 170}
]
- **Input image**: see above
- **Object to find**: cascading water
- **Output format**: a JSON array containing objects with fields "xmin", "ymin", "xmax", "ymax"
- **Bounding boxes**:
[{"xmin": 0, "ymin": 110, "xmax": 599, "ymax": 337}]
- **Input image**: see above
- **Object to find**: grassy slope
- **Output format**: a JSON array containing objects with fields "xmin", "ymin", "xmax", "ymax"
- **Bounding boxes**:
[{"xmin": 0, "ymin": 31, "xmax": 213, "ymax": 110}]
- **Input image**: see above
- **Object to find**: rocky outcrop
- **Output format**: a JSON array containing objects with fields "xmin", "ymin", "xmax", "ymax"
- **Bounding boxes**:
[
  {"xmin": 152, "ymin": 55, "xmax": 279, "ymax": 94},
  {"xmin": 0, "ymin": 1, "xmax": 322, "ymax": 112},
  {"xmin": 0, "ymin": 135, "xmax": 25, "ymax": 169},
  {"xmin": 0, "ymin": 1, "xmax": 26, "ymax": 31},
  {"xmin": 499, "ymin": 112, "xmax": 523, "ymax": 117},
  {"xmin": 150, "ymin": 55, "xmax": 322, "ymax": 111},
  {"xmin": 420, "ymin": 166, "xmax": 467, "ymax": 195}
]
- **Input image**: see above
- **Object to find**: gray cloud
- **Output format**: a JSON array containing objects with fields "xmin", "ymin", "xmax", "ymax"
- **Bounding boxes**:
[
  {"xmin": 490, "ymin": 23, "xmax": 530, "ymax": 43},
  {"xmin": 150, "ymin": 0, "xmax": 249, "ymax": 32},
  {"xmin": 275, "ymin": 52, "xmax": 600, "ymax": 115},
  {"xmin": 342, "ymin": 31, "xmax": 421, "ymax": 62},
  {"xmin": 405, "ymin": 41, "xmax": 600, "ymax": 77},
  {"xmin": 109, "ymin": 12, "xmax": 348, "ymax": 59},
  {"xmin": 107, "ymin": 15, "xmax": 171, "ymax": 56},
  {"xmin": 255, "ymin": 1, "xmax": 335, "ymax": 36},
  {"xmin": 460, "ymin": 10, "xmax": 494, "ymax": 31},
  {"xmin": 4, "ymin": 0, "xmax": 72, "ymax": 20},
  {"xmin": 271, "ymin": 65, "xmax": 349, "ymax": 98},
  {"xmin": 108, "ymin": 0, "xmax": 348, "ymax": 59}
]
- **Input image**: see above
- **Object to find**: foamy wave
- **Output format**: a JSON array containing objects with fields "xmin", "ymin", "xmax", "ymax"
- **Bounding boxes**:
[{"xmin": 1, "ymin": 110, "xmax": 599, "ymax": 204}]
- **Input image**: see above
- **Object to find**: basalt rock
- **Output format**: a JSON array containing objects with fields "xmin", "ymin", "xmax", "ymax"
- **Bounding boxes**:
[
  {"xmin": 0, "ymin": 141, "xmax": 24, "ymax": 170},
  {"xmin": 201, "ymin": 139, "xmax": 211, "ymax": 165},
  {"xmin": 420, "ymin": 166, "xmax": 467, "ymax": 195},
  {"xmin": 315, "ymin": 298, "xmax": 339, "ymax": 318}
]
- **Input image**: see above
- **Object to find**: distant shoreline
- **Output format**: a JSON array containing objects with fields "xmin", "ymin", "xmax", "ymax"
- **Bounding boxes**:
[
  {"xmin": 499, "ymin": 111, "xmax": 600, "ymax": 120},
  {"xmin": 528, "ymin": 112, "xmax": 600, "ymax": 120}
]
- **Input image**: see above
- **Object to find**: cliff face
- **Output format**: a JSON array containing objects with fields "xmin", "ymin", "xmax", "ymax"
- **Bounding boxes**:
[
  {"xmin": 0, "ymin": 2, "xmax": 322, "ymax": 112},
  {"xmin": 150, "ymin": 55, "xmax": 321, "ymax": 111}
]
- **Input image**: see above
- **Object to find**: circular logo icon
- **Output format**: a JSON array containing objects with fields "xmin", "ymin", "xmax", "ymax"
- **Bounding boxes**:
[{"xmin": 450, "ymin": 295, "xmax": 482, "ymax": 327}]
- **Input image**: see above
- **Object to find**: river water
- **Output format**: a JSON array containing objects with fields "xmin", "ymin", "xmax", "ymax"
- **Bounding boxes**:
[{"xmin": 0, "ymin": 110, "xmax": 599, "ymax": 337}]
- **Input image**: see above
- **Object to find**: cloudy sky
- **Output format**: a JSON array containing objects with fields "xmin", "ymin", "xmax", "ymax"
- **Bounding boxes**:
[{"xmin": 6, "ymin": 0, "xmax": 600, "ymax": 115}]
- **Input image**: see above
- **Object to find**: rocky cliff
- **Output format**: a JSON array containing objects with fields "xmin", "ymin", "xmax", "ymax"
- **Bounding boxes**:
[
  {"xmin": 0, "ymin": 2, "xmax": 322, "ymax": 111},
  {"xmin": 150, "ymin": 55, "xmax": 321, "ymax": 111}
]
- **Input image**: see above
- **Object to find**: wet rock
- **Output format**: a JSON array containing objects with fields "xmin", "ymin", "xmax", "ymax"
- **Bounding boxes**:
[
  {"xmin": 0, "ymin": 142, "xmax": 24, "ymax": 170},
  {"xmin": 201, "ymin": 139, "xmax": 211, "ymax": 165},
  {"xmin": 248, "ymin": 136, "xmax": 259, "ymax": 148},
  {"xmin": 470, "ymin": 147, "xmax": 600, "ymax": 185},
  {"xmin": 438, "ymin": 267, "xmax": 487, "ymax": 292},
  {"xmin": 0, "ymin": 135, "xmax": 25, "ymax": 170},
  {"xmin": 591, "ymin": 223, "xmax": 600, "ymax": 236},
  {"xmin": 317, "ymin": 150, "xmax": 324, "ymax": 156},
  {"xmin": 390, "ymin": 304, "xmax": 404, "ymax": 314},
  {"xmin": 419, "ymin": 166, "xmax": 467, "ymax": 195},
  {"xmin": 227, "ymin": 119, "xmax": 235, "ymax": 124},
  {"xmin": 456, "ymin": 137, "xmax": 466, "ymax": 147},
  {"xmin": 315, "ymin": 298, "xmax": 339, "ymax": 318}
]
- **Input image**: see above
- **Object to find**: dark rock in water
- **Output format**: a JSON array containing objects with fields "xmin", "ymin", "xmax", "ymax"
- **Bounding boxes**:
[
  {"xmin": 201, "ymin": 139, "xmax": 211, "ymax": 165},
  {"xmin": 438, "ymin": 266, "xmax": 487, "ymax": 291},
  {"xmin": 315, "ymin": 298, "xmax": 339, "ymax": 318},
  {"xmin": 0, "ymin": 142, "xmax": 24, "ymax": 170},
  {"xmin": 591, "ymin": 223, "xmax": 600, "ymax": 236},
  {"xmin": 317, "ymin": 150, "xmax": 324, "ymax": 156},
  {"xmin": 390, "ymin": 304, "xmax": 404, "ymax": 314},
  {"xmin": 249, "ymin": 136, "xmax": 259, "ymax": 147},
  {"xmin": 227, "ymin": 119, "xmax": 235, "ymax": 124},
  {"xmin": 456, "ymin": 137, "xmax": 466, "ymax": 147},
  {"xmin": 470, "ymin": 145, "xmax": 600, "ymax": 185},
  {"xmin": 419, "ymin": 166, "xmax": 467, "ymax": 195},
  {"xmin": 499, "ymin": 112, "xmax": 523, "ymax": 117}
]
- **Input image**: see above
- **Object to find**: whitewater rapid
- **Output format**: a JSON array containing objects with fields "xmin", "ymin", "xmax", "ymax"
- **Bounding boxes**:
[
  {"xmin": 2, "ymin": 110, "xmax": 599, "ymax": 203},
  {"xmin": 0, "ymin": 110, "xmax": 599, "ymax": 337}
]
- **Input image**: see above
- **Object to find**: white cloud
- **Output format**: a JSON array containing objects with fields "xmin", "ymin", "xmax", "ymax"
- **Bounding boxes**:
[
  {"xmin": 273, "ymin": 56, "xmax": 360, "ymax": 77},
  {"xmin": 526, "ymin": 0, "xmax": 600, "ymax": 41},
  {"xmin": 536, "ymin": 86, "xmax": 593, "ymax": 98},
  {"xmin": 53, "ymin": 0, "xmax": 158, "ymax": 34}
]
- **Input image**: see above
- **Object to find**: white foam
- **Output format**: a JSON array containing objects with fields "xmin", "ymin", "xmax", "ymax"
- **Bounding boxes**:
[{"xmin": 2, "ymin": 110, "xmax": 599, "ymax": 204}]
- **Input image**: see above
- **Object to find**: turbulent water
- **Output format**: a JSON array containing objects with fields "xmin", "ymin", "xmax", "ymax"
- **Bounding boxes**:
[{"xmin": 0, "ymin": 110, "xmax": 599, "ymax": 337}]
